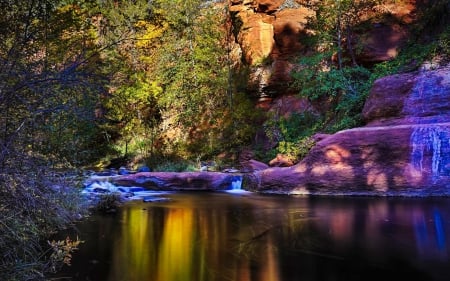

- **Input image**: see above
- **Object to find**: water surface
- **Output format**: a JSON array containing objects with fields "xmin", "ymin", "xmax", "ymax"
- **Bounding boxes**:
[{"xmin": 57, "ymin": 192, "xmax": 450, "ymax": 281}]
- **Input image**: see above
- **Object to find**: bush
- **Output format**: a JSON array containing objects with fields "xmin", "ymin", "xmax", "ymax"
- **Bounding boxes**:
[
  {"xmin": 0, "ymin": 157, "xmax": 86, "ymax": 281},
  {"xmin": 262, "ymin": 112, "xmax": 322, "ymax": 163},
  {"xmin": 153, "ymin": 160, "xmax": 198, "ymax": 172},
  {"xmin": 91, "ymin": 193, "xmax": 124, "ymax": 213}
]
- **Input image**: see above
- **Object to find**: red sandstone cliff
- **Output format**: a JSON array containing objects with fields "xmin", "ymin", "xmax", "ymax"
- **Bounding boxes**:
[{"xmin": 229, "ymin": 0, "xmax": 415, "ymax": 101}]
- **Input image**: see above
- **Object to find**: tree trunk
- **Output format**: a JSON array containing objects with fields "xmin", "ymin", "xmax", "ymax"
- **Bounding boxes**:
[{"xmin": 346, "ymin": 24, "xmax": 358, "ymax": 66}]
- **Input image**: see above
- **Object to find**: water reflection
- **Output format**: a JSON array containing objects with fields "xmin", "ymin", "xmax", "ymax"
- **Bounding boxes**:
[{"xmin": 58, "ymin": 194, "xmax": 450, "ymax": 281}]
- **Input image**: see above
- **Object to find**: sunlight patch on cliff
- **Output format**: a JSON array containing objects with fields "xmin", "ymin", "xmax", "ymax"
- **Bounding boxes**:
[{"xmin": 367, "ymin": 169, "xmax": 388, "ymax": 191}]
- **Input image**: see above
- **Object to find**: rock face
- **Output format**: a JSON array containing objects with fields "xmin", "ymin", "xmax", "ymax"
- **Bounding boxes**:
[
  {"xmin": 229, "ymin": 0, "xmax": 415, "ymax": 97},
  {"xmin": 247, "ymin": 65, "xmax": 450, "ymax": 195},
  {"xmin": 230, "ymin": 0, "xmax": 314, "ymax": 98},
  {"xmin": 114, "ymin": 172, "xmax": 242, "ymax": 191}
]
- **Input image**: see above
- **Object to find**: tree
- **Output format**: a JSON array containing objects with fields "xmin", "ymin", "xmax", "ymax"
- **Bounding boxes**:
[
  {"xmin": 93, "ymin": 0, "xmax": 166, "ymax": 158},
  {"xmin": 313, "ymin": 0, "xmax": 380, "ymax": 68},
  {"xmin": 0, "ymin": 1, "xmax": 104, "ymax": 279},
  {"xmin": 0, "ymin": 0, "xmax": 108, "ymax": 166},
  {"xmin": 144, "ymin": 0, "xmax": 255, "ymax": 158}
]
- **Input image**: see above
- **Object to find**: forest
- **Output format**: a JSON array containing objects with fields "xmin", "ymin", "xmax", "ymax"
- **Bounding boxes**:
[{"xmin": 1, "ymin": 0, "xmax": 449, "ymax": 279}]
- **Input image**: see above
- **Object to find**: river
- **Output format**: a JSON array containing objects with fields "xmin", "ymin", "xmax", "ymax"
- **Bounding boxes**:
[{"xmin": 55, "ymin": 191, "xmax": 450, "ymax": 281}]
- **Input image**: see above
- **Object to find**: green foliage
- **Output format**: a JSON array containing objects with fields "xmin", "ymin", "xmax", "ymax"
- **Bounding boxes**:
[
  {"xmin": 103, "ymin": 72, "xmax": 162, "ymax": 156},
  {"xmin": 140, "ymin": 1, "xmax": 257, "ymax": 159},
  {"xmin": 438, "ymin": 26, "xmax": 450, "ymax": 58},
  {"xmin": 0, "ymin": 0, "xmax": 111, "ymax": 166},
  {"xmin": 415, "ymin": 0, "xmax": 450, "ymax": 35},
  {"xmin": 0, "ymin": 1, "xmax": 106, "ymax": 279},
  {"xmin": 291, "ymin": 54, "xmax": 372, "ymax": 132},
  {"xmin": 153, "ymin": 160, "xmax": 198, "ymax": 172},
  {"xmin": 263, "ymin": 112, "xmax": 322, "ymax": 163},
  {"xmin": 311, "ymin": 0, "xmax": 380, "ymax": 67}
]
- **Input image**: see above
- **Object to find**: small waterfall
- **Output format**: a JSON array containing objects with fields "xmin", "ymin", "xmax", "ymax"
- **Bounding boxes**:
[
  {"xmin": 410, "ymin": 126, "xmax": 450, "ymax": 182},
  {"xmin": 226, "ymin": 175, "xmax": 247, "ymax": 194},
  {"xmin": 231, "ymin": 175, "xmax": 243, "ymax": 190},
  {"xmin": 86, "ymin": 181, "xmax": 119, "ymax": 192}
]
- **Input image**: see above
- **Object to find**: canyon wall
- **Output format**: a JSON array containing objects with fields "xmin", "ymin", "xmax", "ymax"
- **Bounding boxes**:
[{"xmin": 229, "ymin": 0, "xmax": 414, "ymax": 101}]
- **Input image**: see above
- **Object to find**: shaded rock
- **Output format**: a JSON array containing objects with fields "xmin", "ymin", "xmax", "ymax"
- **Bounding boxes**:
[
  {"xmin": 137, "ymin": 165, "xmax": 151, "ymax": 172},
  {"xmin": 358, "ymin": 23, "xmax": 409, "ymax": 64},
  {"xmin": 268, "ymin": 95, "xmax": 316, "ymax": 118},
  {"xmin": 94, "ymin": 170, "xmax": 117, "ymax": 177},
  {"xmin": 242, "ymin": 159, "xmax": 269, "ymax": 172},
  {"xmin": 113, "ymin": 172, "xmax": 241, "ymax": 191},
  {"xmin": 255, "ymin": 0, "xmax": 284, "ymax": 13},
  {"xmin": 312, "ymin": 133, "xmax": 331, "ymax": 142},
  {"xmin": 362, "ymin": 72, "xmax": 416, "ymax": 124},
  {"xmin": 272, "ymin": 7, "xmax": 314, "ymax": 55},
  {"xmin": 363, "ymin": 66, "xmax": 450, "ymax": 125}
]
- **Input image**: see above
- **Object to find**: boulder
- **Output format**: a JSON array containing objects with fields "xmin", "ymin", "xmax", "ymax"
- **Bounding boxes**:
[
  {"xmin": 363, "ymin": 66, "xmax": 450, "ymax": 125},
  {"xmin": 248, "ymin": 124, "xmax": 450, "ymax": 195},
  {"xmin": 269, "ymin": 153, "xmax": 294, "ymax": 167},
  {"xmin": 137, "ymin": 165, "xmax": 151, "ymax": 172},
  {"xmin": 247, "ymin": 65, "xmax": 450, "ymax": 195},
  {"xmin": 114, "ymin": 172, "xmax": 242, "ymax": 191},
  {"xmin": 241, "ymin": 159, "xmax": 269, "ymax": 172}
]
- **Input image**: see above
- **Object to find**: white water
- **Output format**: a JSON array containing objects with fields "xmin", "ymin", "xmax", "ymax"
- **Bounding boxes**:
[
  {"xmin": 230, "ymin": 176, "xmax": 243, "ymax": 190},
  {"xmin": 410, "ymin": 126, "xmax": 450, "ymax": 182},
  {"xmin": 226, "ymin": 175, "xmax": 250, "ymax": 194},
  {"xmin": 81, "ymin": 180, "xmax": 170, "ymax": 200}
]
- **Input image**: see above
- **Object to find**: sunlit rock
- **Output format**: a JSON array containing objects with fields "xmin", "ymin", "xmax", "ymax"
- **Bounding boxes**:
[
  {"xmin": 235, "ymin": 12, "xmax": 275, "ymax": 65},
  {"xmin": 269, "ymin": 153, "xmax": 294, "ymax": 167},
  {"xmin": 230, "ymin": 1, "xmax": 314, "ymax": 97}
]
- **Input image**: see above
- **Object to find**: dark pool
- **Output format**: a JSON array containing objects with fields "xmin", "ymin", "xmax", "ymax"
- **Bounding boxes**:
[{"xmin": 55, "ymin": 191, "xmax": 450, "ymax": 281}]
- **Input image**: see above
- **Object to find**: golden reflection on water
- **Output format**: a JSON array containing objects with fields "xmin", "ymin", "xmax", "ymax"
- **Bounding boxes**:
[
  {"xmin": 109, "ymin": 198, "xmax": 283, "ymax": 281},
  {"xmin": 157, "ymin": 208, "xmax": 195, "ymax": 281},
  {"xmin": 110, "ymin": 207, "xmax": 152, "ymax": 281}
]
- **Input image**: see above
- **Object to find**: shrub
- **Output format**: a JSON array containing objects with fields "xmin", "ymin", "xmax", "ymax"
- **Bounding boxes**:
[
  {"xmin": 91, "ymin": 193, "xmax": 124, "ymax": 213},
  {"xmin": 0, "ymin": 160, "xmax": 86, "ymax": 281}
]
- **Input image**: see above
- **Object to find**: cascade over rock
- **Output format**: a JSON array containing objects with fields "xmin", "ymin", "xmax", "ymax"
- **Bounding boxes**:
[{"xmin": 247, "ymin": 65, "xmax": 450, "ymax": 195}]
